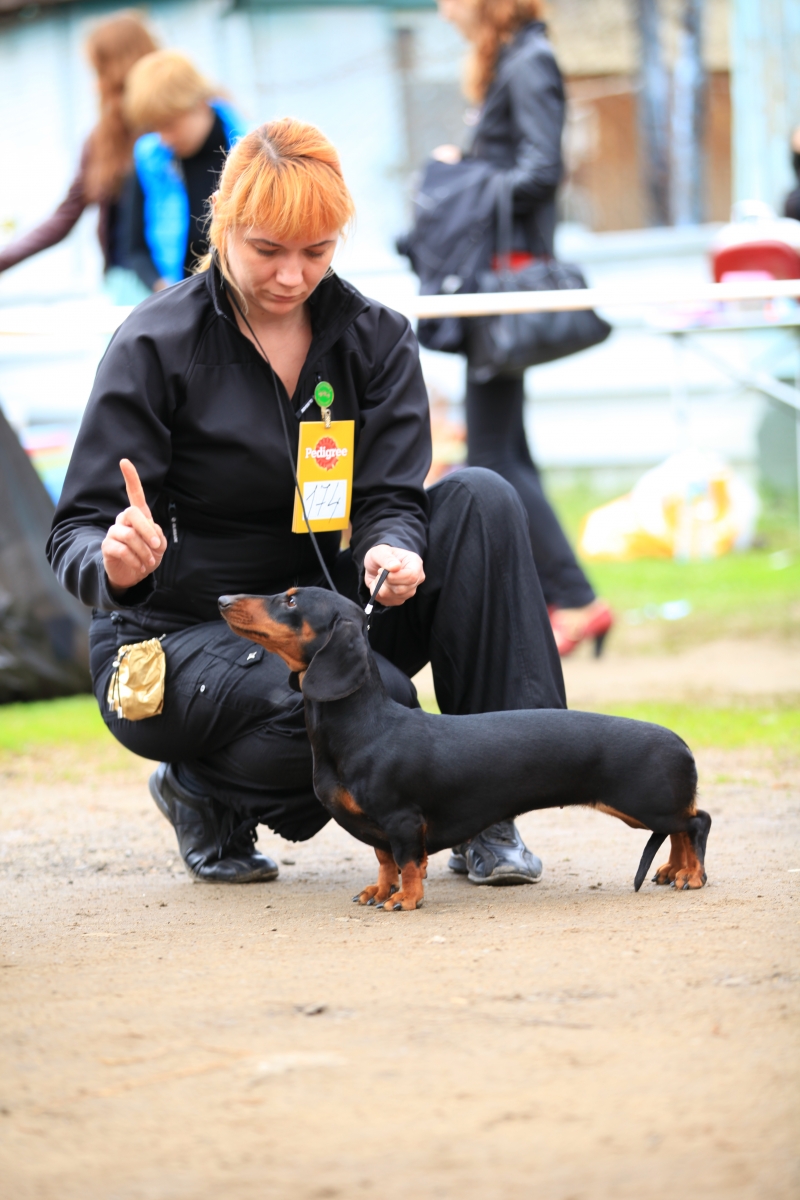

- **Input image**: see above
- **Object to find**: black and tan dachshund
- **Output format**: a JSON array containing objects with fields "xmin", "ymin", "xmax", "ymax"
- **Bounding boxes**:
[{"xmin": 218, "ymin": 587, "xmax": 711, "ymax": 911}]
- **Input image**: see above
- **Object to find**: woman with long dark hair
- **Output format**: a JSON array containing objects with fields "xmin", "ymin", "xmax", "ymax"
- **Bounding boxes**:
[
  {"xmin": 0, "ymin": 11, "xmax": 158, "ymax": 297},
  {"xmin": 437, "ymin": 0, "xmax": 613, "ymax": 656}
]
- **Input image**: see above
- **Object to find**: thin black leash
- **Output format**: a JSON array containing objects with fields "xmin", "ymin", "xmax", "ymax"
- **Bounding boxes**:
[
  {"xmin": 227, "ymin": 287, "xmax": 390, "ymax": 616},
  {"xmin": 365, "ymin": 567, "xmax": 390, "ymax": 626}
]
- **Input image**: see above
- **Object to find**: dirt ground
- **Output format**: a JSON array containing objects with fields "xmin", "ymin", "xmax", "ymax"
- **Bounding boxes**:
[{"xmin": 1, "ymin": 640, "xmax": 798, "ymax": 1199}]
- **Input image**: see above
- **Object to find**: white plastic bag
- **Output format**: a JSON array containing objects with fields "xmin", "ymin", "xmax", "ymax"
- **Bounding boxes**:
[{"xmin": 579, "ymin": 450, "xmax": 760, "ymax": 561}]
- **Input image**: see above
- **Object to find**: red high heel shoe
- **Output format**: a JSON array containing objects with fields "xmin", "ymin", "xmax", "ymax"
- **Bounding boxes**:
[{"xmin": 549, "ymin": 600, "xmax": 614, "ymax": 658}]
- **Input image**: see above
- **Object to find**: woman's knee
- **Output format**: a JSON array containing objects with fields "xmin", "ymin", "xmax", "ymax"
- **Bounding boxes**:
[{"xmin": 432, "ymin": 466, "xmax": 528, "ymax": 527}]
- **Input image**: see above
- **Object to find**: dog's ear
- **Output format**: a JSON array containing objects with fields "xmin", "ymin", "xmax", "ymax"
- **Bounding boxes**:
[{"xmin": 301, "ymin": 616, "xmax": 370, "ymax": 702}]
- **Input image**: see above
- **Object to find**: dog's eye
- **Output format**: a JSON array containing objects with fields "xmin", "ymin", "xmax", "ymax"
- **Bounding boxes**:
[{"xmin": 286, "ymin": 595, "xmax": 296, "ymax": 608}]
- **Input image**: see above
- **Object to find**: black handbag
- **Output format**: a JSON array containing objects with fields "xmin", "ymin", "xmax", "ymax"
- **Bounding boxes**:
[
  {"xmin": 396, "ymin": 157, "xmax": 497, "ymax": 355},
  {"xmin": 467, "ymin": 182, "xmax": 612, "ymax": 380}
]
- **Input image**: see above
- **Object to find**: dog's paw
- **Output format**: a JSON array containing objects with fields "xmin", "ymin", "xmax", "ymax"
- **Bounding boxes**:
[
  {"xmin": 376, "ymin": 890, "xmax": 423, "ymax": 912},
  {"xmin": 653, "ymin": 861, "xmax": 676, "ymax": 885},
  {"xmin": 353, "ymin": 883, "xmax": 398, "ymax": 906},
  {"xmin": 671, "ymin": 868, "xmax": 707, "ymax": 890}
]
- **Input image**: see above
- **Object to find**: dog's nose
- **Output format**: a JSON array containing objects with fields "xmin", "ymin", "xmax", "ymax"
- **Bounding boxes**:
[{"xmin": 218, "ymin": 596, "xmax": 234, "ymax": 611}]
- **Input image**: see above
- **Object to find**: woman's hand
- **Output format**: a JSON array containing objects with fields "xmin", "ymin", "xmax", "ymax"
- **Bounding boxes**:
[
  {"xmin": 364, "ymin": 545, "xmax": 425, "ymax": 607},
  {"xmin": 432, "ymin": 144, "xmax": 462, "ymax": 164},
  {"xmin": 101, "ymin": 459, "xmax": 167, "ymax": 595}
]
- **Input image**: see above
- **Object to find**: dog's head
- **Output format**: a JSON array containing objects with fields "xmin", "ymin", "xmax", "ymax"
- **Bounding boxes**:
[{"xmin": 218, "ymin": 587, "xmax": 371, "ymax": 702}]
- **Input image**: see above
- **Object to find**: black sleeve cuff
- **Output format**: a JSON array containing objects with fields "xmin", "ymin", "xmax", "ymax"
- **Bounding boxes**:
[{"xmin": 95, "ymin": 557, "xmax": 156, "ymax": 612}]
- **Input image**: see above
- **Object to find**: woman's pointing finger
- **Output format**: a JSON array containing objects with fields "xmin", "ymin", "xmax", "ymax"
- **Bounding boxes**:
[{"xmin": 120, "ymin": 458, "xmax": 151, "ymax": 516}]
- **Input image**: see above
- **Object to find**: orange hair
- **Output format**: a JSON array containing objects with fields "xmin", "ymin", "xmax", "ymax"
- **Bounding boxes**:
[
  {"xmin": 200, "ymin": 118, "xmax": 355, "ymax": 281},
  {"xmin": 465, "ymin": 0, "xmax": 545, "ymax": 103},
  {"xmin": 84, "ymin": 11, "xmax": 159, "ymax": 202}
]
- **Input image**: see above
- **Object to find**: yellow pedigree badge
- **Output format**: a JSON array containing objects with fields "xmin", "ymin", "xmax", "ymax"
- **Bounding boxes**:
[{"xmin": 292, "ymin": 420, "xmax": 355, "ymax": 533}]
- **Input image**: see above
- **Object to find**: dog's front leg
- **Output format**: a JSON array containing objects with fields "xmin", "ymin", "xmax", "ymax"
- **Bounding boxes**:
[
  {"xmin": 376, "ymin": 814, "xmax": 428, "ymax": 911},
  {"xmin": 378, "ymin": 856, "xmax": 428, "ymax": 911},
  {"xmin": 353, "ymin": 847, "xmax": 399, "ymax": 906}
]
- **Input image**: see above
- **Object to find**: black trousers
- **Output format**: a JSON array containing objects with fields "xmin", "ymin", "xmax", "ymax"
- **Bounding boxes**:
[
  {"xmin": 465, "ymin": 374, "xmax": 595, "ymax": 610},
  {"xmin": 90, "ymin": 468, "xmax": 566, "ymax": 842}
]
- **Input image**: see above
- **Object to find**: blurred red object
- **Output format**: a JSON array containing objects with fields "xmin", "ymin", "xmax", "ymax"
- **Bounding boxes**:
[{"xmin": 711, "ymin": 239, "xmax": 800, "ymax": 282}]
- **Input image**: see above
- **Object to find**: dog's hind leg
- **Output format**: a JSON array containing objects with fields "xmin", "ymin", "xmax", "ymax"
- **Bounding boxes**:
[
  {"xmin": 653, "ymin": 810, "xmax": 712, "ymax": 890},
  {"xmin": 353, "ymin": 847, "xmax": 399, "ymax": 906}
]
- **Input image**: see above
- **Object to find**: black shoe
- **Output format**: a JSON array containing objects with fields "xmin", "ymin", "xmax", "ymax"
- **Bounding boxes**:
[
  {"xmin": 448, "ymin": 820, "xmax": 542, "ymax": 886},
  {"xmin": 149, "ymin": 763, "xmax": 279, "ymax": 883}
]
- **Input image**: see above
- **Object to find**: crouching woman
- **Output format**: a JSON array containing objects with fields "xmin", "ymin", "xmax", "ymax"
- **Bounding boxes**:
[{"xmin": 47, "ymin": 118, "xmax": 565, "ymax": 885}]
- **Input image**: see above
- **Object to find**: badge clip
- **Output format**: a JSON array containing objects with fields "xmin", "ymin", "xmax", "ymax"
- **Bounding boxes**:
[{"xmin": 314, "ymin": 381, "xmax": 334, "ymax": 428}]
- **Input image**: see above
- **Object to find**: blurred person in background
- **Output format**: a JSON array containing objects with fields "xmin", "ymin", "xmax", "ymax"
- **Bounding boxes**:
[
  {"xmin": 122, "ymin": 50, "xmax": 245, "ymax": 291},
  {"xmin": 0, "ymin": 11, "xmax": 158, "ymax": 302},
  {"xmin": 47, "ymin": 118, "xmax": 564, "ymax": 888},
  {"xmin": 436, "ymin": 0, "xmax": 613, "ymax": 657}
]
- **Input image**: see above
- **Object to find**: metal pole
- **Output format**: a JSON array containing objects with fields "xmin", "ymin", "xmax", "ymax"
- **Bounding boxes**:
[
  {"xmin": 635, "ymin": 0, "xmax": 671, "ymax": 225},
  {"xmin": 670, "ymin": 332, "xmax": 692, "ymax": 451},
  {"xmin": 730, "ymin": 0, "xmax": 800, "ymax": 211},
  {"xmin": 671, "ymin": 0, "xmax": 707, "ymax": 226}
]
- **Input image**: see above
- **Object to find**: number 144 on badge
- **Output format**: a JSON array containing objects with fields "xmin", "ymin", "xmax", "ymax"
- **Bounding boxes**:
[{"xmin": 292, "ymin": 419, "xmax": 355, "ymax": 533}]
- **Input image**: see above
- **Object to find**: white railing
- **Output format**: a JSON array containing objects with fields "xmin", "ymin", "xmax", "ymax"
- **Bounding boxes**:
[
  {"xmin": 1, "ymin": 277, "xmax": 800, "ymax": 334},
  {"xmin": 409, "ymin": 278, "xmax": 800, "ymax": 319}
]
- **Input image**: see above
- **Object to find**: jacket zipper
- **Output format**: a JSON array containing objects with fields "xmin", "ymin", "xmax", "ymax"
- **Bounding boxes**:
[
  {"xmin": 296, "ymin": 373, "xmax": 322, "ymax": 421},
  {"xmin": 168, "ymin": 501, "xmax": 179, "ymax": 544}
]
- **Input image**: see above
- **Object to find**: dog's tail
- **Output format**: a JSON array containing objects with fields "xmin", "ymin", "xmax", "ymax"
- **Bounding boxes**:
[{"xmin": 634, "ymin": 831, "xmax": 668, "ymax": 892}]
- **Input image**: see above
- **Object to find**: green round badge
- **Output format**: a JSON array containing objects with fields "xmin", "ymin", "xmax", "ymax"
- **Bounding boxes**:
[{"xmin": 314, "ymin": 381, "xmax": 334, "ymax": 408}]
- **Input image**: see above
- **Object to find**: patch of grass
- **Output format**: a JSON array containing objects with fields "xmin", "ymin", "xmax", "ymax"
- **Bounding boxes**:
[
  {"xmin": 591, "ymin": 703, "xmax": 800, "ymax": 750},
  {"xmin": 0, "ymin": 694, "xmax": 110, "ymax": 754}
]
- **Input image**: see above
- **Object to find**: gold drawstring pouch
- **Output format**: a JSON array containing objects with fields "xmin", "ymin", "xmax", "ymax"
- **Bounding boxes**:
[{"xmin": 107, "ymin": 638, "xmax": 166, "ymax": 720}]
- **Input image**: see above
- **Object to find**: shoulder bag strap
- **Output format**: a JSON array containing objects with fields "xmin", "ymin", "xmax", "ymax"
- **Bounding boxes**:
[{"xmin": 495, "ymin": 175, "xmax": 514, "ymax": 274}]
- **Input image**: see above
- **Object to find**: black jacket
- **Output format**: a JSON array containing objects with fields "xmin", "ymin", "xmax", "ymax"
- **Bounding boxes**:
[
  {"xmin": 469, "ymin": 21, "xmax": 565, "ymax": 257},
  {"xmin": 47, "ymin": 265, "xmax": 432, "ymax": 632}
]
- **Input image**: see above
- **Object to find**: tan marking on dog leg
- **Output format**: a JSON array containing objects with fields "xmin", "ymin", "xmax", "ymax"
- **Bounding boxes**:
[
  {"xmin": 355, "ymin": 848, "xmax": 398, "ymax": 906},
  {"xmin": 380, "ymin": 861, "xmax": 425, "ymax": 911},
  {"xmin": 652, "ymin": 840, "xmax": 690, "ymax": 888},
  {"xmin": 593, "ymin": 802, "xmax": 648, "ymax": 830},
  {"xmin": 672, "ymin": 836, "xmax": 707, "ymax": 890}
]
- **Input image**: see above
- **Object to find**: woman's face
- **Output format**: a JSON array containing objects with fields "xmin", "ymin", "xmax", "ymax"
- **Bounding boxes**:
[
  {"xmin": 156, "ymin": 101, "xmax": 215, "ymax": 159},
  {"xmin": 223, "ymin": 224, "xmax": 339, "ymax": 319},
  {"xmin": 437, "ymin": 0, "xmax": 480, "ymax": 40}
]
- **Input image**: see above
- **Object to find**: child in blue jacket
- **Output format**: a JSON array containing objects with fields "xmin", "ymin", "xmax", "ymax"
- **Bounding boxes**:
[{"xmin": 123, "ymin": 50, "xmax": 246, "ymax": 290}]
